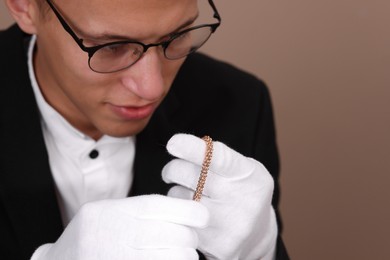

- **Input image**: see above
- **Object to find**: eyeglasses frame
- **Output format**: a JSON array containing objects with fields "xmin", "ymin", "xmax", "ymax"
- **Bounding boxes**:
[{"xmin": 45, "ymin": 0, "xmax": 221, "ymax": 73}]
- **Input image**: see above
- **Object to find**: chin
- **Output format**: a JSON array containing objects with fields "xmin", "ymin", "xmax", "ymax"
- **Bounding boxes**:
[{"xmin": 101, "ymin": 119, "xmax": 150, "ymax": 138}]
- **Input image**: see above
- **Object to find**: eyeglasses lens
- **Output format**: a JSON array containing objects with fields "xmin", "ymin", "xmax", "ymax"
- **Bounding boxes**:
[{"xmin": 89, "ymin": 26, "xmax": 213, "ymax": 73}]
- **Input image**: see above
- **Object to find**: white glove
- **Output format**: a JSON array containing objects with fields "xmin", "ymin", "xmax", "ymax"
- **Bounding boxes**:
[
  {"xmin": 31, "ymin": 195, "xmax": 209, "ymax": 260},
  {"xmin": 162, "ymin": 134, "xmax": 278, "ymax": 260}
]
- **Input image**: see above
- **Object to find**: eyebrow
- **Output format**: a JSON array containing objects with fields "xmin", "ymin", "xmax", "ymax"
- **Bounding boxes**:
[{"xmin": 77, "ymin": 13, "xmax": 200, "ymax": 42}]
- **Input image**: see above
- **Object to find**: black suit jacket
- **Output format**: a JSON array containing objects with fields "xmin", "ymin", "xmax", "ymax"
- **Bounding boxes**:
[{"xmin": 0, "ymin": 25, "xmax": 289, "ymax": 259}]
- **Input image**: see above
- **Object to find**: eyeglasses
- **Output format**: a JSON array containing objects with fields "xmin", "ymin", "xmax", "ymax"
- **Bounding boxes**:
[{"xmin": 45, "ymin": 0, "xmax": 221, "ymax": 73}]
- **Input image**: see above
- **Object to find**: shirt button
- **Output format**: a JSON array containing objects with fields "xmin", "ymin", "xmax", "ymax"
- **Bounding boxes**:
[{"xmin": 89, "ymin": 149, "xmax": 99, "ymax": 159}]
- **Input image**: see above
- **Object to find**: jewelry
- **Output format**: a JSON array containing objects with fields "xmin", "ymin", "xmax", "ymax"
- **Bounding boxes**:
[{"xmin": 193, "ymin": 136, "xmax": 214, "ymax": 201}]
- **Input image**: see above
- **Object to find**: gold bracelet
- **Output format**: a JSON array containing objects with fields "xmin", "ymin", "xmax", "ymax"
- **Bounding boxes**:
[{"xmin": 193, "ymin": 136, "xmax": 214, "ymax": 201}]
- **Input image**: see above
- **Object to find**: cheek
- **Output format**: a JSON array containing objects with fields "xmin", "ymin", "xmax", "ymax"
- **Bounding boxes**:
[
  {"xmin": 59, "ymin": 45, "xmax": 95, "ymax": 81},
  {"xmin": 42, "ymin": 23, "xmax": 96, "ymax": 79},
  {"xmin": 54, "ymin": 41, "xmax": 110, "ymax": 96},
  {"xmin": 39, "ymin": 36, "xmax": 110, "ymax": 105}
]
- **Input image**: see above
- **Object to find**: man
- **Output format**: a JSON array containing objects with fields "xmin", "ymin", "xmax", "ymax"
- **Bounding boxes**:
[{"xmin": 1, "ymin": 0, "xmax": 289, "ymax": 259}]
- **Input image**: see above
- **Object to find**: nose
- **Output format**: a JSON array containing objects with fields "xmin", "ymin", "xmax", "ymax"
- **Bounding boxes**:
[{"xmin": 120, "ymin": 47, "xmax": 165, "ymax": 101}]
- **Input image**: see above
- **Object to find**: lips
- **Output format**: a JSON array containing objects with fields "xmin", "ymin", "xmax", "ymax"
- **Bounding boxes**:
[{"xmin": 108, "ymin": 102, "xmax": 157, "ymax": 120}]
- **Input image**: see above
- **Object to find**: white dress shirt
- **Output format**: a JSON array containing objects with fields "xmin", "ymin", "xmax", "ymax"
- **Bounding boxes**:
[{"xmin": 27, "ymin": 35, "xmax": 135, "ymax": 225}]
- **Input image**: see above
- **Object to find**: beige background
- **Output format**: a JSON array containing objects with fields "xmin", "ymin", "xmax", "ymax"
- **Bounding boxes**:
[{"xmin": 1, "ymin": 1, "xmax": 390, "ymax": 259}]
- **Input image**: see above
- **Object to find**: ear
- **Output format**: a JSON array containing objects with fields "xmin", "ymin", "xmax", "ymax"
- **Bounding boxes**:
[{"xmin": 5, "ymin": 0, "xmax": 40, "ymax": 34}]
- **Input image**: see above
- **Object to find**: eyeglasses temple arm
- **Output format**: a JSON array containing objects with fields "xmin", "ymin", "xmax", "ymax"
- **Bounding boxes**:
[
  {"xmin": 45, "ymin": 0, "xmax": 87, "ymax": 50},
  {"xmin": 208, "ymin": 0, "xmax": 221, "ymax": 23}
]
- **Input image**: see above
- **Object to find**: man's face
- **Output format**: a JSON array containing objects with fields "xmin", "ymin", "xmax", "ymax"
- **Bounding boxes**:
[{"xmin": 33, "ymin": 0, "xmax": 198, "ymax": 139}]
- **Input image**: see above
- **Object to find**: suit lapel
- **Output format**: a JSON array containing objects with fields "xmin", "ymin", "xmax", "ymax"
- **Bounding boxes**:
[
  {"xmin": 0, "ymin": 26, "xmax": 63, "ymax": 259},
  {"xmin": 131, "ymin": 86, "xmax": 180, "ymax": 196}
]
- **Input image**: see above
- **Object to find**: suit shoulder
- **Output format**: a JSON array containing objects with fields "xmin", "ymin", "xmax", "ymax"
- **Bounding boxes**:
[
  {"xmin": 0, "ymin": 24, "xmax": 26, "ymax": 48},
  {"xmin": 173, "ymin": 53, "xmax": 270, "ymax": 99},
  {"xmin": 185, "ymin": 53, "xmax": 266, "ymax": 84}
]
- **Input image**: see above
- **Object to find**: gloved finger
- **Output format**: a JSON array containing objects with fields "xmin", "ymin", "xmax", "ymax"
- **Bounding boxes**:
[
  {"xmin": 166, "ymin": 133, "xmax": 258, "ymax": 179},
  {"xmin": 92, "ymin": 195, "xmax": 209, "ymax": 228},
  {"xmin": 162, "ymin": 159, "xmax": 235, "ymax": 198},
  {"xmin": 99, "ymin": 209, "xmax": 200, "ymax": 249},
  {"xmin": 129, "ymin": 248, "xmax": 200, "ymax": 260},
  {"xmin": 167, "ymin": 185, "xmax": 195, "ymax": 200},
  {"xmin": 89, "ymin": 247, "xmax": 200, "ymax": 260}
]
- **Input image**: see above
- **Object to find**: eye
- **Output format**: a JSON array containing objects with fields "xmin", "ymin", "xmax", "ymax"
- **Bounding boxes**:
[
  {"xmin": 101, "ymin": 43, "xmax": 127, "ymax": 53},
  {"xmin": 173, "ymin": 31, "xmax": 191, "ymax": 43},
  {"xmin": 96, "ymin": 43, "xmax": 144, "ymax": 59},
  {"xmin": 131, "ymin": 46, "xmax": 143, "ymax": 56}
]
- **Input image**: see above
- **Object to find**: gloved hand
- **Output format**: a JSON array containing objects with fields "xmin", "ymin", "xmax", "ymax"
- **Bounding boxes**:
[
  {"xmin": 162, "ymin": 134, "xmax": 278, "ymax": 260},
  {"xmin": 31, "ymin": 195, "xmax": 209, "ymax": 260}
]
